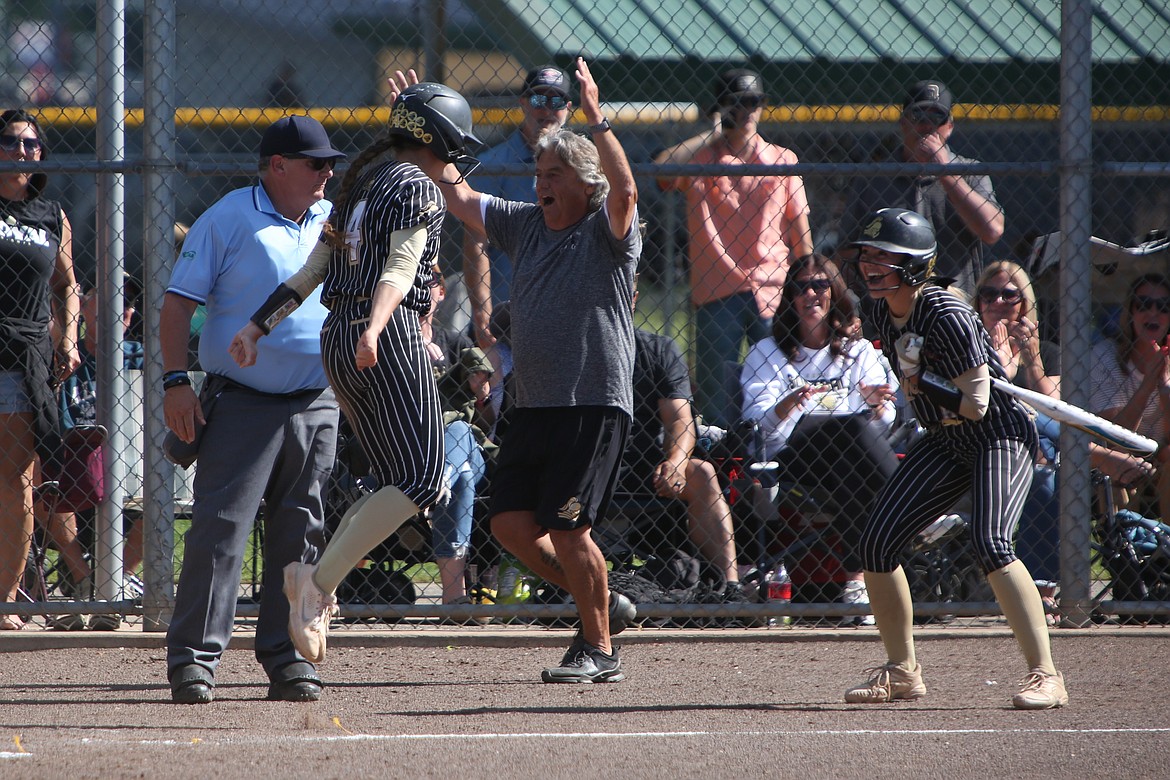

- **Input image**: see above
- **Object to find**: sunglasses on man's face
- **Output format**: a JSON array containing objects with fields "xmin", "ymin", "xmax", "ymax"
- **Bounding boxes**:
[
  {"xmin": 527, "ymin": 94, "xmax": 568, "ymax": 111},
  {"xmin": 0, "ymin": 134, "xmax": 42, "ymax": 152},
  {"xmin": 426, "ymin": 269, "xmax": 444, "ymax": 289},
  {"xmin": 977, "ymin": 285, "xmax": 1023, "ymax": 305},
  {"xmin": 905, "ymin": 106, "xmax": 950, "ymax": 126},
  {"xmin": 282, "ymin": 154, "xmax": 336, "ymax": 172},
  {"xmin": 722, "ymin": 96, "xmax": 763, "ymax": 111},
  {"xmin": 792, "ymin": 278, "xmax": 832, "ymax": 296},
  {"xmin": 1132, "ymin": 295, "xmax": 1170, "ymax": 314}
]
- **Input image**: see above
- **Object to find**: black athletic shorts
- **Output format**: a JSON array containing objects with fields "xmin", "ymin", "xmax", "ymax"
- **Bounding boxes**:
[{"xmin": 489, "ymin": 406, "xmax": 630, "ymax": 531}]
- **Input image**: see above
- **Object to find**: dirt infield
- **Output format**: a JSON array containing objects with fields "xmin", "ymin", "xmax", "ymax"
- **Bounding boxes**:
[{"xmin": 2, "ymin": 627, "xmax": 1168, "ymax": 779}]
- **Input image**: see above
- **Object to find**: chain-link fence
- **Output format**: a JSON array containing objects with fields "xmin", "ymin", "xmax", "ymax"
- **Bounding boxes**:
[{"xmin": 3, "ymin": 0, "xmax": 1168, "ymax": 633}]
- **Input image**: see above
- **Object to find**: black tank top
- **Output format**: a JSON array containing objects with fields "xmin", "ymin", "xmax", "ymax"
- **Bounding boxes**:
[{"xmin": 0, "ymin": 195, "xmax": 64, "ymax": 368}]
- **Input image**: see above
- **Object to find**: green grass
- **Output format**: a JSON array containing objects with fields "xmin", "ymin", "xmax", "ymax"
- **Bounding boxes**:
[
  {"xmin": 633, "ymin": 281, "xmax": 771, "ymax": 368},
  {"xmin": 169, "ymin": 518, "xmax": 263, "ymax": 587},
  {"xmin": 168, "ymin": 521, "xmax": 436, "ymax": 589}
]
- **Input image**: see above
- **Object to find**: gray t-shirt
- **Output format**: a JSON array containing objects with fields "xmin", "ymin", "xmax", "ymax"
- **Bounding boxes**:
[
  {"xmin": 484, "ymin": 197, "xmax": 640, "ymax": 416},
  {"xmin": 843, "ymin": 149, "xmax": 1001, "ymax": 295}
]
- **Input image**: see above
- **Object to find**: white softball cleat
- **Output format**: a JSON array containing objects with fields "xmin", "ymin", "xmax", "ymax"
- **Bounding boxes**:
[{"xmin": 283, "ymin": 562, "xmax": 338, "ymax": 664}]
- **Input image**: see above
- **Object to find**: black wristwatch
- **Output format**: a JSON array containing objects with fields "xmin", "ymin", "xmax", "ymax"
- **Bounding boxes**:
[{"xmin": 588, "ymin": 118, "xmax": 612, "ymax": 135}]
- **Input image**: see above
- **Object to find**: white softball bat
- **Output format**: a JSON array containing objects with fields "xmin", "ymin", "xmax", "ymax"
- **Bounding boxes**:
[{"xmin": 992, "ymin": 378, "xmax": 1158, "ymax": 455}]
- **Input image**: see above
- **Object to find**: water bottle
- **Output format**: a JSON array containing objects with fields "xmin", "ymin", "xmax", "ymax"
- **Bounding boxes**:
[
  {"xmin": 495, "ymin": 553, "xmax": 532, "ymax": 605},
  {"xmin": 764, "ymin": 566, "xmax": 792, "ymax": 625},
  {"xmin": 765, "ymin": 565, "xmax": 792, "ymax": 602}
]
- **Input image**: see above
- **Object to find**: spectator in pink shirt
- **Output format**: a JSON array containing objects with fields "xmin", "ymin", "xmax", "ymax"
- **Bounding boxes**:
[{"xmin": 655, "ymin": 69, "xmax": 812, "ymax": 427}]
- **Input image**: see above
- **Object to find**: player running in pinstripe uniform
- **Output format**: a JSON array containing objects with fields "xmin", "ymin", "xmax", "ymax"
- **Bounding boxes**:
[
  {"xmin": 231, "ymin": 83, "xmax": 484, "ymax": 664},
  {"xmin": 842, "ymin": 208, "xmax": 1068, "ymax": 710},
  {"xmin": 391, "ymin": 60, "xmax": 640, "ymax": 683}
]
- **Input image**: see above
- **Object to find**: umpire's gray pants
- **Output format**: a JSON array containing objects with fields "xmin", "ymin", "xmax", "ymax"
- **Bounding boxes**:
[{"xmin": 166, "ymin": 385, "xmax": 338, "ymax": 679}]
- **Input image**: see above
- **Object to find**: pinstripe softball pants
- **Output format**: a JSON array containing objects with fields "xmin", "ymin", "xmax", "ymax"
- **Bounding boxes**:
[
  {"xmin": 321, "ymin": 301, "xmax": 445, "ymax": 511},
  {"xmin": 858, "ymin": 433, "xmax": 1034, "ymax": 574}
]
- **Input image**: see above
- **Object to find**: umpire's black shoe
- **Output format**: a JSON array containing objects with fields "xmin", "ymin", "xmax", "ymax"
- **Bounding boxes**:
[
  {"xmin": 170, "ymin": 663, "xmax": 215, "ymax": 705},
  {"xmin": 266, "ymin": 661, "xmax": 323, "ymax": 702},
  {"xmin": 542, "ymin": 642, "xmax": 625, "ymax": 684}
]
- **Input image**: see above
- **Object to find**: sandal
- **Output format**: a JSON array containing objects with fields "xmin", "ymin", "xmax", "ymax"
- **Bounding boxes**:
[
  {"xmin": 267, "ymin": 661, "xmax": 322, "ymax": 702},
  {"xmin": 170, "ymin": 663, "xmax": 215, "ymax": 704},
  {"xmin": 0, "ymin": 615, "xmax": 23, "ymax": 630}
]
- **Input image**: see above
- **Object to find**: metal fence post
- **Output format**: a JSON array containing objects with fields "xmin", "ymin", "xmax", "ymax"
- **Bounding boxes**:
[
  {"xmin": 94, "ymin": 0, "xmax": 128, "ymax": 605},
  {"xmin": 140, "ymin": 0, "xmax": 179, "ymax": 631},
  {"xmin": 1058, "ymin": 0, "xmax": 1095, "ymax": 627}
]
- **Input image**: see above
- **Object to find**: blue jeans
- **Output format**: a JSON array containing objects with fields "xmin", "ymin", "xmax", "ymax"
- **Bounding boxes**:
[
  {"xmin": 1019, "ymin": 463, "xmax": 1060, "ymax": 586},
  {"xmin": 431, "ymin": 420, "xmax": 486, "ymax": 559},
  {"xmin": 1018, "ymin": 413, "xmax": 1060, "ymax": 585},
  {"xmin": 694, "ymin": 292, "xmax": 771, "ymax": 428}
]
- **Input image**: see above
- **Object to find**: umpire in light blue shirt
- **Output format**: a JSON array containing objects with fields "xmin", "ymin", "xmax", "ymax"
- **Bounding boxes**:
[{"xmin": 160, "ymin": 115, "xmax": 344, "ymax": 705}]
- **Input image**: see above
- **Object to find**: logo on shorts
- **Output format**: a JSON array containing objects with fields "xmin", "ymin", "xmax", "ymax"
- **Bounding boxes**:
[{"xmin": 557, "ymin": 497, "xmax": 583, "ymax": 522}]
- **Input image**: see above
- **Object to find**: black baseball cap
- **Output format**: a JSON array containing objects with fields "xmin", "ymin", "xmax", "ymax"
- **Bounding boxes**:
[
  {"xmin": 523, "ymin": 65, "xmax": 571, "ymax": 99},
  {"xmin": 714, "ymin": 69, "xmax": 765, "ymax": 104},
  {"xmin": 259, "ymin": 115, "xmax": 346, "ymax": 159},
  {"xmin": 903, "ymin": 80, "xmax": 953, "ymax": 115}
]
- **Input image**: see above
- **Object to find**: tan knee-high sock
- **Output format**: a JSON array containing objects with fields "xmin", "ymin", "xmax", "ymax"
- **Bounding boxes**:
[
  {"xmin": 332, "ymin": 491, "xmax": 374, "ymax": 541},
  {"xmin": 864, "ymin": 567, "xmax": 917, "ymax": 671},
  {"xmin": 313, "ymin": 486, "xmax": 419, "ymax": 594},
  {"xmin": 987, "ymin": 559, "xmax": 1056, "ymax": 675}
]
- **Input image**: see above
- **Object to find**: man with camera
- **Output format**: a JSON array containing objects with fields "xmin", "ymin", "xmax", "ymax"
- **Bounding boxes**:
[
  {"xmin": 839, "ymin": 79, "xmax": 1005, "ymax": 297},
  {"xmin": 654, "ymin": 69, "xmax": 813, "ymax": 429}
]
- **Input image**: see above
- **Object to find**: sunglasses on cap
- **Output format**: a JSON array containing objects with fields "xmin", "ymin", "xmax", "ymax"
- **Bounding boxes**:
[
  {"xmin": 977, "ymin": 285, "xmax": 1023, "ymax": 305},
  {"xmin": 281, "ymin": 154, "xmax": 336, "ymax": 171},
  {"xmin": 1132, "ymin": 295, "xmax": 1170, "ymax": 314},
  {"xmin": 905, "ymin": 105, "xmax": 950, "ymax": 126},
  {"xmin": 527, "ymin": 94, "xmax": 568, "ymax": 111},
  {"xmin": 792, "ymin": 278, "xmax": 832, "ymax": 295},
  {"xmin": 0, "ymin": 134, "xmax": 42, "ymax": 152}
]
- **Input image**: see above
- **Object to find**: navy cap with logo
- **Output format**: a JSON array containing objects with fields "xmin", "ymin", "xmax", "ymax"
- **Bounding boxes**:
[
  {"xmin": 714, "ymin": 69, "xmax": 765, "ymax": 104},
  {"xmin": 523, "ymin": 65, "xmax": 571, "ymax": 99},
  {"xmin": 903, "ymin": 80, "xmax": 953, "ymax": 115},
  {"xmin": 259, "ymin": 115, "xmax": 346, "ymax": 159}
]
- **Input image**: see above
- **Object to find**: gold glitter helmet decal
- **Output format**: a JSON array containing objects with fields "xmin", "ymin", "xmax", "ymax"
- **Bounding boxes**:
[
  {"xmin": 843, "ymin": 207, "xmax": 938, "ymax": 287},
  {"xmin": 389, "ymin": 82, "xmax": 483, "ymax": 180}
]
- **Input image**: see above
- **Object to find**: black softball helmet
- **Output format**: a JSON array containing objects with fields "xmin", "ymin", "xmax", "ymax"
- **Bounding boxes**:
[
  {"xmin": 390, "ymin": 82, "xmax": 483, "ymax": 173},
  {"xmin": 844, "ymin": 207, "xmax": 938, "ymax": 287}
]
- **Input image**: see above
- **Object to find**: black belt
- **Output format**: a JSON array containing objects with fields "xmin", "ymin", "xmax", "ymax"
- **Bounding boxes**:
[{"xmin": 215, "ymin": 374, "xmax": 325, "ymax": 401}]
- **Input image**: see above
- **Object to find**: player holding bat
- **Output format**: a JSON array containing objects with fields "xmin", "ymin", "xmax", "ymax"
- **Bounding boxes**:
[{"xmin": 841, "ymin": 207, "xmax": 1068, "ymax": 710}]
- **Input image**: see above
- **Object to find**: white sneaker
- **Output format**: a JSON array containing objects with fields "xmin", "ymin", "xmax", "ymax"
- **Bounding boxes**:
[
  {"xmin": 845, "ymin": 662, "xmax": 927, "ymax": 703},
  {"xmin": 283, "ymin": 563, "xmax": 337, "ymax": 663},
  {"xmin": 1012, "ymin": 669, "xmax": 1068, "ymax": 710},
  {"xmin": 840, "ymin": 580, "xmax": 876, "ymax": 626}
]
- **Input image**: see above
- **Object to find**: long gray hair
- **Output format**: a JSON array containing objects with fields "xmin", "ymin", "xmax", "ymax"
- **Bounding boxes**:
[{"xmin": 534, "ymin": 129, "xmax": 609, "ymax": 211}]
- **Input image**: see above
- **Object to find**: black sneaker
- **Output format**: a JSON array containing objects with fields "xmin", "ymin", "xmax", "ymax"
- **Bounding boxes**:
[
  {"xmin": 541, "ymin": 642, "xmax": 625, "ymax": 684},
  {"xmin": 558, "ymin": 632, "xmax": 589, "ymax": 666},
  {"xmin": 609, "ymin": 590, "xmax": 637, "ymax": 636},
  {"xmin": 557, "ymin": 590, "xmax": 637, "ymax": 665},
  {"xmin": 718, "ymin": 581, "xmax": 763, "ymax": 627}
]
